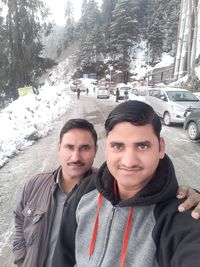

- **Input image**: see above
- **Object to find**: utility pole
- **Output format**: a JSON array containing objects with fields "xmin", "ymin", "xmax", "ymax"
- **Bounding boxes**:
[
  {"xmin": 147, "ymin": 43, "xmax": 150, "ymax": 86},
  {"xmin": 108, "ymin": 65, "xmax": 113, "ymax": 83}
]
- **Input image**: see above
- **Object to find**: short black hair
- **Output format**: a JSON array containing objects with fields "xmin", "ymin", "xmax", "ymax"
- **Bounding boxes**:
[
  {"xmin": 105, "ymin": 100, "xmax": 161, "ymax": 140},
  {"xmin": 60, "ymin": 118, "xmax": 97, "ymax": 145}
]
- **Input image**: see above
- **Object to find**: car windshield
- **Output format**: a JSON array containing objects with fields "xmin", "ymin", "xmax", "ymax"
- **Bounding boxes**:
[
  {"xmin": 139, "ymin": 89, "xmax": 148, "ymax": 96},
  {"xmin": 98, "ymin": 87, "xmax": 107, "ymax": 90},
  {"xmin": 166, "ymin": 91, "xmax": 199, "ymax": 102}
]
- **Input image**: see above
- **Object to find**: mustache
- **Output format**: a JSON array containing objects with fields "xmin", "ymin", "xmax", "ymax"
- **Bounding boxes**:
[
  {"xmin": 67, "ymin": 161, "xmax": 85, "ymax": 166},
  {"xmin": 119, "ymin": 165, "xmax": 143, "ymax": 170}
]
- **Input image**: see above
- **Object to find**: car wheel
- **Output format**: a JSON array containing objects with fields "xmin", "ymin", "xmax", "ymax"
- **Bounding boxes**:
[
  {"xmin": 188, "ymin": 122, "xmax": 200, "ymax": 140},
  {"xmin": 163, "ymin": 112, "xmax": 171, "ymax": 126}
]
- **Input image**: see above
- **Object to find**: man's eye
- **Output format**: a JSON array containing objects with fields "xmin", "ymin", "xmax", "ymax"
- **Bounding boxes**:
[
  {"xmin": 80, "ymin": 146, "xmax": 90, "ymax": 151},
  {"xmin": 65, "ymin": 145, "xmax": 73, "ymax": 150},
  {"xmin": 138, "ymin": 144, "xmax": 148, "ymax": 150},
  {"xmin": 111, "ymin": 144, "xmax": 123, "ymax": 150}
]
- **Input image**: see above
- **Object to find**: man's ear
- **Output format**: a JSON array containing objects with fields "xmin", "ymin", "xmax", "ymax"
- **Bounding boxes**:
[
  {"xmin": 95, "ymin": 144, "xmax": 98, "ymax": 154},
  {"xmin": 159, "ymin": 137, "xmax": 165, "ymax": 159}
]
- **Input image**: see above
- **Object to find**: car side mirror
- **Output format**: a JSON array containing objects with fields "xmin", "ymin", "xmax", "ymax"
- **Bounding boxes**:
[{"xmin": 160, "ymin": 95, "xmax": 167, "ymax": 101}]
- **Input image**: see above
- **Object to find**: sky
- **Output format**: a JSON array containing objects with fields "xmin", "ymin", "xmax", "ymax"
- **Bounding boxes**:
[
  {"xmin": 44, "ymin": 0, "xmax": 102, "ymax": 25},
  {"xmin": 44, "ymin": 0, "xmax": 80, "ymax": 25}
]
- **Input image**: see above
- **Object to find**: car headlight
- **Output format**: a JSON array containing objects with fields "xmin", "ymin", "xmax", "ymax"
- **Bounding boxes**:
[{"xmin": 184, "ymin": 110, "xmax": 191, "ymax": 117}]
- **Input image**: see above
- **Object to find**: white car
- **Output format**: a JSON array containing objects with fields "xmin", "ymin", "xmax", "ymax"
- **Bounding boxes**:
[
  {"xmin": 97, "ymin": 86, "xmax": 109, "ymax": 99},
  {"xmin": 145, "ymin": 87, "xmax": 200, "ymax": 125},
  {"xmin": 193, "ymin": 92, "xmax": 200, "ymax": 100}
]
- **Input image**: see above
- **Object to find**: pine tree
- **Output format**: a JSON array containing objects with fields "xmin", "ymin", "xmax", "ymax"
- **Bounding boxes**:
[
  {"xmin": 64, "ymin": 0, "xmax": 75, "ymax": 48},
  {"xmin": 109, "ymin": 0, "xmax": 139, "ymax": 68},
  {"xmin": 101, "ymin": 0, "xmax": 116, "ymax": 53},
  {"xmin": 3, "ymin": 0, "xmax": 53, "ymax": 99},
  {"xmin": 146, "ymin": 0, "xmax": 180, "ymax": 63},
  {"xmin": 78, "ymin": 0, "xmax": 103, "ymax": 65},
  {"xmin": 0, "ymin": 7, "xmax": 9, "ymax": 103}
]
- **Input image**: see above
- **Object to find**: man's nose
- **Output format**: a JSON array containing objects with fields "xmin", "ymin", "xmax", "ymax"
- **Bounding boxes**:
[
  {"xmin": 121, "ymin": 148, "xmax": 138, "ymax": 167},
  {"xmin": 71, "ymin": 150, "xmax": 81, "ymax": 161}
]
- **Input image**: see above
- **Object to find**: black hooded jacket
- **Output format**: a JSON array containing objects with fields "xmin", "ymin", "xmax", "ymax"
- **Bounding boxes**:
[{"xmin": 52, "ymin": 154, "xmax": 200, "ymax": 267}]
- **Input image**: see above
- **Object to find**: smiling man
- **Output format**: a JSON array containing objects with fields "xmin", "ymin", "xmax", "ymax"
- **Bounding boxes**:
[
  {"xmin": 12, "ymin": 119, "xmax": 98, "ymax": 267},
  {"xmin": 53, "ymin": 101, "xmax": 200, "ymax": 267}
]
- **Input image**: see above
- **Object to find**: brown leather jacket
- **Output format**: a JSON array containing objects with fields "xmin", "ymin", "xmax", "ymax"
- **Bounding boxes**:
[{"xmin": 12, "ymin": 167, "xmax": 95, "ymax": 267}]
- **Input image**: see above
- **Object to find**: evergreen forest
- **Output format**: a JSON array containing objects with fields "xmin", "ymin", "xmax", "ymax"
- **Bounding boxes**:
[{"xmin": 0, "ymin": 0, "xmax": 186, "ymax": 104}]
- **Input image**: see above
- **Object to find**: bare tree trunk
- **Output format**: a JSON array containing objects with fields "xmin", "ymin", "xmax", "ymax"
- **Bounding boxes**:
[
  {"xmin": 190, "ymin": 0, "xmax": 198, "ymax": 75},
  {"xmin": 196, "ymin": 1, "xmax": 200, "ymax": 58},
  {"xmin": 178, "ymin": 0, "xmax": 191, "ymax": 79},
  {"xmin": 174, "ymin": 0, "xmax": 200, "ymax": 80},
  {"xmin": 187, "ymin": 0, "xmax": 192, "ymax": 75},
  {"xmin": 174, "ymin": 0, "xmax": 187, "ymax": 80}
]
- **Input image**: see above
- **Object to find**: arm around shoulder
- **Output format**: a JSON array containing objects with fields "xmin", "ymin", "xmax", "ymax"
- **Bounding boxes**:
[{"xmin": 155, "ymin": 200, "xmax": 200, "ymax": 267}]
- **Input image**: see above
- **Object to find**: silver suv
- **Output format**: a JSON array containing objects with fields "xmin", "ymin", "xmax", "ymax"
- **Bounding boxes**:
[{"xmin": 145, "ymin": 87, "xmax": 200, "ymax": 125}]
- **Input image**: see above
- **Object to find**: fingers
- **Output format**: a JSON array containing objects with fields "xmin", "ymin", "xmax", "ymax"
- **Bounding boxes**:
[
  {"xmin": 191, "ymin": 209, "xmax": 200, "ymax": 220},
  {"xmin": 177, "ymin": 186, "xmax": 200, "ymax": 219},
  {"xmin": 176, "ymin": 185, "xmax": 190, "ymax": 199}
]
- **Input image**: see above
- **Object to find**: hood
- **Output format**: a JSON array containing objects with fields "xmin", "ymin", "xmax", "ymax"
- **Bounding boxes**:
[
  {"xmin": 175, "ymin": 101, "xmax": 200, "ymax": 109},
  {"xmin": 95, "ymin": 154, "xmax": 178, "ymax": 207}
]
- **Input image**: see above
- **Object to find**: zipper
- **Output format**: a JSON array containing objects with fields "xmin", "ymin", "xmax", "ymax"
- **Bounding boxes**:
[
  {"xmin": 98, "ymin": 206, "xmax": 117, "ymax": 267},
  {"xmin": 42, "ymin": 188, "xmax": 56, "ymax": 266}
]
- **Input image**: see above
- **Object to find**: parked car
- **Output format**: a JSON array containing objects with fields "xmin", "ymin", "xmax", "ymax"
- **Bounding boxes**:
[
  {"xmin": 70, "ymin": 80, "xmax": 82, "ymax": 92},
  {"xmin": 145, "ymin": 87, "xmax": 200, "ymax": 125},
  {"xmin": 193, "ymin": 92, "xmax": 200, "ymax": 100},
  {"xmin": 115, "ymin": 83, "xmax": 133, "ymax": 100},
  {"xmin": 132, "ymin": 87, "xmax": 152, "ymax": 102},
  {"xmin": 97, "ymin": 86, "xmax": 109, "ymax": 99},
  {"xmin": 183, "ymin": 109, "xmax": 200, "ymax": 140},
  {"xmin": 106, "ymin": 82, "xmax": 116, "ymax": 95}
]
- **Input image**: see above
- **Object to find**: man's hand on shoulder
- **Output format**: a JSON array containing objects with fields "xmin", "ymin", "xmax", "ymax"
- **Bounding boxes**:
[{"xmin": 177, "ymin": 185, "xmax": 200, "ymax": 219}]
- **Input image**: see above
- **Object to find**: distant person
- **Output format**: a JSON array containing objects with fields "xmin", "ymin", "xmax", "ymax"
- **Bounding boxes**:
[
  {"xmin": 52, "ymin": 101, "xmax": 200, "ymax": 267},
  {"xmin": 116, "ymin": 87, "xmax": 120, "ymax": 102},
  {"xmin": 12, "ymin": 119, "xmax": 98, "ymax": 267},
  {"xmin": 32, "ymin": 87, "xmax": 39, "ymax": 95},
  {"xmin": 86, "ymin": 88, "xmax": 89, "ymax": 95},
  {"xmin": 124, "ymin": 89, "xmax": 128, "ymax": 101},
  {"xmin": 77, "ymin": 86, "xmax": 81, "ymax": 99}
]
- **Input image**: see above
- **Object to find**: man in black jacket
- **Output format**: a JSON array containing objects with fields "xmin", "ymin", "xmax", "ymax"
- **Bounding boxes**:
[{"xmin": 52, "ymin": 101, "xmax": 200, "ymax": 267}]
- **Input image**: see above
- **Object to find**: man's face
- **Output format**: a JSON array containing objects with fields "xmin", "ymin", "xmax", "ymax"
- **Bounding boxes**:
[
  {"xmin": 58, "ymin": 128, "xmax": 97, "ymax": 180},
  {"xmin": 106, "ymin": 122, "xmax": 165, "ymax": 200}
]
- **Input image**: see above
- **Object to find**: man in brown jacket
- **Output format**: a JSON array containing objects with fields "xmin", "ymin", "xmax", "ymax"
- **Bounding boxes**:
[{"xmin": 13, "ymin": 119, "xmax": 98, "ymax": 267}]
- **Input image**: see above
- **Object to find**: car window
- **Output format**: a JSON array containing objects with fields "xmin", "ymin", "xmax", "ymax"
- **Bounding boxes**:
[
  {"xmin": 139, "ymin": 89, "xmax": 148, "ymax": 96},
  {"xmin": 166, "ymin": 91, "xmax": 200, "ymax": 101},
  {"xmin": 98, "ymin": 87, "xmax": 107, "ymax": 90},
  {"xmin": 149, "ymin": 90, "xmax": 160, "ymax": 98}
]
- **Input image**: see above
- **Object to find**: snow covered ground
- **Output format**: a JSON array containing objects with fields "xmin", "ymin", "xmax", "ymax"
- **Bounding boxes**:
[{"xmin": 0, "ymin": 82, "xmax": 73, "ymax": 168}]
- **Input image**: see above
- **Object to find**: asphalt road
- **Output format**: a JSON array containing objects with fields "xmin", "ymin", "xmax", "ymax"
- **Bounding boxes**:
[{"xmin": 0, "ymin": 93, "xmax": 200, "ymax": 266}]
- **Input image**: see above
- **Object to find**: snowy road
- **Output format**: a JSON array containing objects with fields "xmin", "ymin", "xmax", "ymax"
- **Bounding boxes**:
[{"xmin": 0, "ymin": 94, "xmax": 200, "ymax": 266}]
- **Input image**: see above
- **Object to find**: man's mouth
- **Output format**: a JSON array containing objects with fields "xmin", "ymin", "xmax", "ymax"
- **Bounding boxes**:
[
  {"xmin": 67, "ymin": 162, "xmax": 85, "ymax": 167},
  {"xmin": 119, "ymin": 166, "xmax": 143, "ymax": 172}
]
